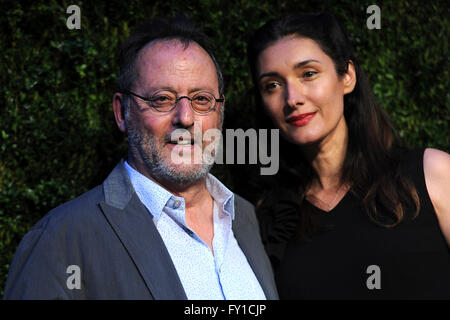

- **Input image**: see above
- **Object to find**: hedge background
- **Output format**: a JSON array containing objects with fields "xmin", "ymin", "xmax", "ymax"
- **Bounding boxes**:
[{"xmin": 0, "ymin": 0, "xmax": 448, "ymax": 295}]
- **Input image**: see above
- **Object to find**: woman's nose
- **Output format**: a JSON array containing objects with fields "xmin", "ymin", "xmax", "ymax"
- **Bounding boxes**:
[{"xmin": 286, "ymin": 82, "xmax": 305, "ymax": 108}]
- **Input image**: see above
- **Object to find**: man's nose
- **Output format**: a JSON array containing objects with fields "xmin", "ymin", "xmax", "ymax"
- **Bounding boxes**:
[{"xmin": 172, "ymin": 97, "xmax": 195, "ymax": 128}]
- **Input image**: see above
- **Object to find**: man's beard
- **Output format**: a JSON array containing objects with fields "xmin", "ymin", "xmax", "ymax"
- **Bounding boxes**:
[{"xmin": 126, "ymin": 124, "xmax": 213, "ymax": 185}]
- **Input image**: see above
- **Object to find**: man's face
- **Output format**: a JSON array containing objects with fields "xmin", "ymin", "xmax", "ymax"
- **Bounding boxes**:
[{"xmin": 124, "ymin": 39, "xmax": 223, "ymax": 185}]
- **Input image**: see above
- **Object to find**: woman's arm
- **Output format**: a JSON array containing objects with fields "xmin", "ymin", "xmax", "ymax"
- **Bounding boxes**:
[{"xmin": 423, "ymin": 148, "xmax": 450, "ymax": 246}]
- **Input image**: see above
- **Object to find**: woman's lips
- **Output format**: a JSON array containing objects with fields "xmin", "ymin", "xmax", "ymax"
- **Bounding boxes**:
[{"xmin": 286, "ymin": 112, "xmax": 316, "ymax": 127}]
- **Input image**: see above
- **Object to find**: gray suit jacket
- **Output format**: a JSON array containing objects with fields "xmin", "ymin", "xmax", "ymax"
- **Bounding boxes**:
[{"xmin": 4, "ymin": 160, "xmax": 278, "ymax": 300}]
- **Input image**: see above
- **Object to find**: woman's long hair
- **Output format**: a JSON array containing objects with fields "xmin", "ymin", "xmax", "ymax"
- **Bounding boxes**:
[{"xmin": 248, "ymin": 12, "xmax": 420, "ymax": 230}]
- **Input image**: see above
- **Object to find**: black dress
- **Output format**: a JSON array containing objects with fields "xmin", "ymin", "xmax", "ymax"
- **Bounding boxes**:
[{"xmin": 257, "ymin": 149, "xmax": 450, "ymax": 299}]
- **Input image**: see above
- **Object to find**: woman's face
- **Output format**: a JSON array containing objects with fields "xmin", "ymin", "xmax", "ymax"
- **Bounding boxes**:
[{"xmin": 257, "ymin": 36, "xmax": 356, "ymax": 146}]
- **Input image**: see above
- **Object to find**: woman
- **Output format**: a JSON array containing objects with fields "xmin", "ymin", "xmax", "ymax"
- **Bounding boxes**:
[{"xmin": 248, "ymin": 12, "xmax": 450, "ymax": 299}]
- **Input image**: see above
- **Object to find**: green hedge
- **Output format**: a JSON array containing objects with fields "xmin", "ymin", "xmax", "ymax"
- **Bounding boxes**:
[{"xmin": 1, "ymin": 0, "xmax": 448, "ymax": 295}]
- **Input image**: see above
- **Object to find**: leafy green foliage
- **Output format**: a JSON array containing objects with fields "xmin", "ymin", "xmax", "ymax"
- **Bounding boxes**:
[{"xmin": 0, "ymin": 0, "xmax": 448, "ymax": 295}]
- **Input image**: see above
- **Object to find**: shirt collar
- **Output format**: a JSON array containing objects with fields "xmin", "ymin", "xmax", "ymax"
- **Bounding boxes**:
[
  {"xmin": 124, "ymin": 161, "xmax": 235, "ymax": 221},
  {"xmin": 124, "ymin": 161, "xmax": 173, "ymax": 221},
  {"xmin": 206, "ymin": 174, "xmax": 235, "ymax": 220}
]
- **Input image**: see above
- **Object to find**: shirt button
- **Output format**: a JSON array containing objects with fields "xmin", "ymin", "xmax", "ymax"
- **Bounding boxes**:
[{"xmin": 173, "ymin": 200, "xmax": 181, "ymax": 209}]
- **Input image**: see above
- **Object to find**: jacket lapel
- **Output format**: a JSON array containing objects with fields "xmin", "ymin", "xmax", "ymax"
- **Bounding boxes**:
[
  {"xmin": 232, "ymin": 196, "xmax": 278, "ymax": 300},
  {"xmin": 99, "ymin": 161, "xmax": 187, "ymax": 299}
]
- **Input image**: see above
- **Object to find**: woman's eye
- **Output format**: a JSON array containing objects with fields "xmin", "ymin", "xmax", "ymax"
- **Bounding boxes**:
[
  {"xmin": 304, "ymin": 71, "xmax": 318, "ymax": 78},
  {"xmin": 263, "ymin": 82, "xmax": 280, "ymax": 91}
]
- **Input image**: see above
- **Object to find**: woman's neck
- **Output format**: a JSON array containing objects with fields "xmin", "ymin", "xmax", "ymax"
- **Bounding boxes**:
[{"xmin": 302, "ymin": 117, "xmax": 348, "ymax": 191}]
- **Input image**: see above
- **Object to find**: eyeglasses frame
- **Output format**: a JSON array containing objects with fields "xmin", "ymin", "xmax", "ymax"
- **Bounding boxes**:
[{"xmin": 121, "ymin": 89, "xmax": 224, "ymax": 114}]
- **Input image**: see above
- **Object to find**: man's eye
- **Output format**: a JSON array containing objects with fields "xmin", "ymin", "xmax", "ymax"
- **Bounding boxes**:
[
  {"xmin": 193, "ymin": 94, "xmax": 213, "ymax": 105},
  {"xmin": 152, "ymin": 95, "xmax": 174, "ymax": 103},
  {"xmin": 195, "ymin": 95, "xmax": 209, "ymax": 101}
]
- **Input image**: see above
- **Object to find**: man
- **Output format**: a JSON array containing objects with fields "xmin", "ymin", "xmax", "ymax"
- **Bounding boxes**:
[{"xmin": 3, "ymin": 17, "xmax": 278, "ymax": 299}]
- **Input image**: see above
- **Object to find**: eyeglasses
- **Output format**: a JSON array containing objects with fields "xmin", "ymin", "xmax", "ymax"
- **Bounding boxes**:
[{"xmin": 122, "ymin": 89, "xmax": 224, "ymax": 114}]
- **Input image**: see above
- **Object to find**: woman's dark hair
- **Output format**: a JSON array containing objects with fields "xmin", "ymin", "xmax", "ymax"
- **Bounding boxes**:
[{"xmin": 248, "ymin": 12, "xmax": 420, "ymax": 232}]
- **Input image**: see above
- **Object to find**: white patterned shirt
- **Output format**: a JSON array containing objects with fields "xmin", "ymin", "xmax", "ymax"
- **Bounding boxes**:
[{"xmin": 124, "ymin": 161, "xmax": 266, "ymax": 300}]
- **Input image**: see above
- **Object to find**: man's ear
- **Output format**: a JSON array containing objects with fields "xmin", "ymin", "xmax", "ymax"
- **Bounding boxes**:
[
  {"xmin": 113, "ymin": 93, "xmax": 127, "ymax": 133},
  {"xmin": 343, "ymin": 60, "xmax": 357, "ymax": 95}
]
